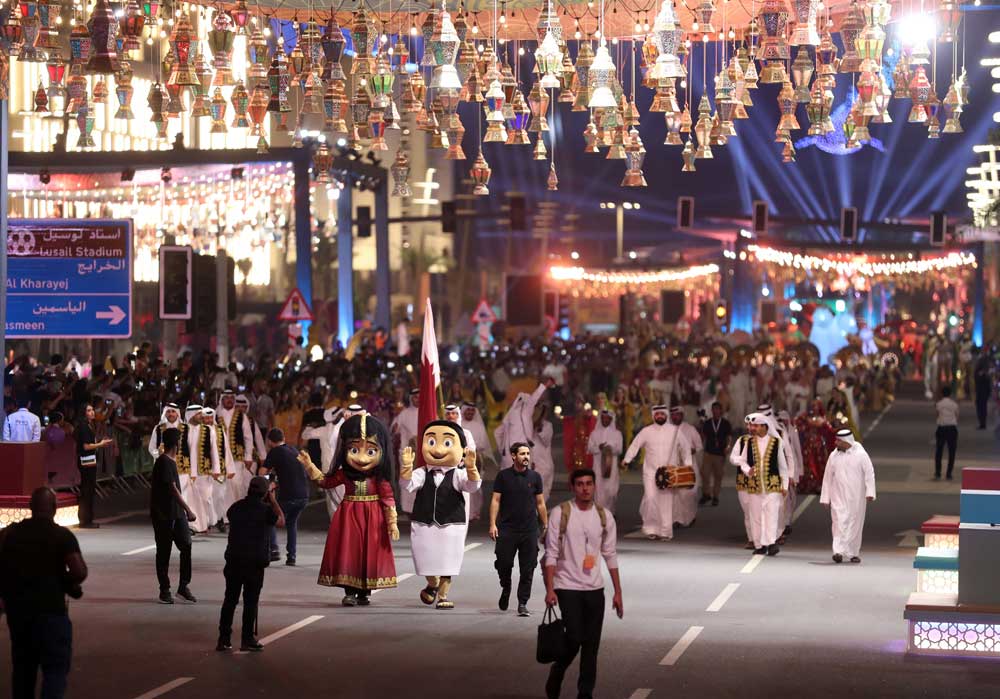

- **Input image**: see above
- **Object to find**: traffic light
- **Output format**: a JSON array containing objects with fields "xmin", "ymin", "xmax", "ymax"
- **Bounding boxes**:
[
  {"xmin": 159, "ymin": 246, "xmax": 192, "ymax": 319},
  {"xmin": 841, "ymin": 207, "xmax": 858, "ymax": 243},
  {"xmin": 715, "ymin": 301, "xmax": 728, "ymax": 332},
  {"xmin": 930, "ymin": 211, "xmax": 947, "ymax": 247},
  {"xmin": 356, "ymin": 206, "xmax": 372, "ymax": 238},
  {"xmin": 557, "ymin": 294, "xmax": 571, "ymax": 331},
  {"xmin": 752, "ymin": 200, "xmax": 768, "ymax": 235}
]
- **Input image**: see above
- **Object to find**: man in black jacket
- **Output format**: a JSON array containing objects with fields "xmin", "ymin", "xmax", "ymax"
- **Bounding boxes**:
[{"xmin": 216, "ymin": 477, "xmax": 284, "ymax": 652}]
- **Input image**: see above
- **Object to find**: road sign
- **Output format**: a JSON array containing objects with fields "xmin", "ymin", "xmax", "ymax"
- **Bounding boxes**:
[
  {"xmin": 278, "ymin": 288, "xmax": 314, "ymax": 322},
  {"xmin": 5, "ymin": 219, "xmax": 132, "ymax": 338},
  {"xmin": 470, "ymin": 299, "xmax": 497, "ymax": 325}
]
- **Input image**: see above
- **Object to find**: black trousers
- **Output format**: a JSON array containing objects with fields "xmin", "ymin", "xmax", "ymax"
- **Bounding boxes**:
[
  {"xmin": 976, "ymin": 389, "xmax": 990, "ymax": 428},
  {"xmin": 7, "ymin": 612, "xmax": 72, "ymax": 699},
  {"xmin": 934, "ymin": 425, "xmax": 958, "ymax": 477},
  {"xmin": 546, "ymin": 589, "xmax": 605, "ymax": 699},
  {"xmin": 77, "ymin": 466, "xmax": 97, "ymax": 526},
  {"xmin": 494, "ymin": 530, "xmax": 539, "ymax": 605},
  {"xmin": 152, "ymin": 517, "xmax": 192, "ymax": 592},
  {"xmin": 218, "ymin": 562, "xmax": 265, "ymax": 642}
]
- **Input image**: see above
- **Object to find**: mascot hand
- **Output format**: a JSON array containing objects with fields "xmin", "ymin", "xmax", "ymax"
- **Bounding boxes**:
[
  {"xmin": 401, "ymin": 446, "xmax": 415, "ymax": 480},
  {"xmin": 465, "ymin": 448, "xmax": 480, "ymax": 480},
  {"xmin": 297, "ymin": 451, "xmax": 325, "ymax": 483},
  {"xmin": 388, "ymin": 523, "xmax": 400, "ymax": 541}
]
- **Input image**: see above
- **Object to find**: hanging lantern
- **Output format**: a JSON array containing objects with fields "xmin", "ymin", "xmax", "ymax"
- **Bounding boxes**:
[
  {"xmin": 111, "ymin": 62, "xmax": 132, "ymax": 118},
  {"xmin": 312, "ymin": 142, "xmax": 333, "ymax": 183},
  {"xmin": 871, "ymin": 73, "xmax": 892, "ymax": 124},
  {"xmin": 715, "ymin": 70, "xmax": 737, "ymax": 136},
  {"xmin": 892, "ymin": 56, "xmax": 910, "ymax": 99},
  {"xmin": 484, "ymin": 79, "xmax": 508, "ymax": 142},
  {"xmin": 421, "ymin": 9, "xmax": 437, "ymax": 67},
  {"xmin": 652, "ymin": 0, "xmax": 684, "ymax": 81},
  {"xmin": 588, "ymin": 42, "xmax": 617, "ymax": 109},
  {"xmin": 907, "ymin": 66, "xmax": 931, "ymax": 123},
  {"xmin": 248, "ymin": 84, "xmax": 270, "ymax": 152},
  {"xmin": 506, "ymin": 89, "xmax": 531, "ymax": 145},
  {"xmin": 267, "ymin": 45, "xmax": 291, "ymax": 114},
  {"xmin": 148, "ymin": 81, "xmax": 166, "ymax": 136},
  {"xmin": 86, "ymin": 0, "xmax": 121, "ymax": 74},
  {"xmin": 790, "ymin": 48, "xmax": 813, "ymax": 103},
  {"xmin": 120, "ymin": 0, "xmax": 145, "ymax": 56},
  {"xmin": 838, "ymin": 3, "xmax": 865, "ymax": 73},
  {"xmin": 229, "ymin": 0, "xmax": 250, "ymax": 33},
  {"xmin": 457, "ymin": 38, "xmax": 479, "ymax": 87},
  {"xmin": 17, "ymin": 0, "xmax": 43, "ymax": 62},
  {"xmin": 790, "ymin": 0, "xmax": 820, "ymax": 46},
  {"xmin": 547, "ymin": 163, "xmax": 559, "ymax": 192},
  {"xmin": 208, "ymin": 9, "xmax": 236, "ymax": 86},
  {"xmin": 573, "ymin": 41, "xmax": 595, "ymax": 112},
  {"xmin": 190, "ymin": 52, "xmax": 213, "ymax": 118},
  {"xmin": 856, "ymin": 70, "xmax": 879, "ymax": 117},
  {"xmin": 776, "ymin": 81, "xmax": 800, "ymax": 134},
  {"xmin": 33, "ymin": 81, "xmax": 48, "ymax": 112},
  {"xmin": 696, "ymin": 0, "xmax": 717, "ymax": 34},
  {"xmin": 1, "ymin": 4, "xmax": 24, "ymax": 54},
  {"xmin": 92, "ymin": 78, "xmax": 108, "ymax": 104},
  {"xmin": 167, "ymin": 11, "xmax": 197, "ymax": 86},
  {"xmin": 391, "ymin": 149, "xmax": 413, "ymax": 196},
  {"xmin": 938, "ymin": 0, "xmax": 961, "ymax": 42},
  {"xmin": 622, "ymin": 127, "xmax": 648, "ymax": 187},
  {"xmin": 324, "ymin": 79, "xmax": 349, "ymax": 133},
  {"xmin": 758, "ymin": 0, "xmax": 790, "ymax": 83},
  {"xmin": 351, "ymin": 7, "xmax": 376, "ymax": 76},
  {"xmin": 535, "ymin": 31, "xmax": 563, "ymax": 89},
  {"xmin": 533, "ymin": 136, "xmax": 548, "ymax": 161},
  {"xmin": 321, "ymin": 17, "xmax": 346, "ymax": 81},
  {"xmin": 694, "ymin": 95, "xmax": 713, "ymax": 159},
  {"xmin": 806, "ymin": 79, "xmax": 832, "ymax": 135},
  {"xmin": 209, "ymin": 87, "xmax": 228, "ymax": 133},
  {"xmin": 230, "ymin": 80, "xmax": 250, "ymax": 127},
  {"xmin": 942, "ymin": 80, "xmax": 963, "ymax": 133},
  {"xmin": 302, "ymin": 70, "xmax": 324, "ymax": 114},
  {"xmin": 37, "ymin": 0, "xmax": 58, "ymax": 51},
  {"xmin": 681, "ymin": 138, "xmax": 696, "ymax": 172},
  {"xmin": 45, "ymin": 53, "xmax": 66, "ymax": 99},
  {"xmin": 926, "ymin": 92, "xmax": 941, "ymax": 139},
  {"xmin": 76, "ymin": 105, "xmax": 96, "ymax": 149},
  {"xmin": 469, "ymin": 151, "xmax": 491, "ymax": 195},
  {"xmin": 781, "ymin": 140, "xmax": 796, "ymax": 163},
  {"xmin": 429, "ymin": 2, "xmax": 461, "ymax": 90},
  {"xmin": 66, "ymin": 20, "xmax": 92, "ymax": 114},
  {"xmin": 247, "ymin": 26, "xmax": 269, "ymax": 80},
  {"xmin": 559, "ymin": 52, "xmax": 577, "ymax": 103},
  {"xmin": 816, "ymin": 21, "xmax": 839, "ymax": 78},
  {"xmin": 528, "ymin": 82, "xmax": 550, "ymax": 134},
  {"xmin": 352, "ymin": 81, "xmax": 372, "ymax": 140},
  {"xmin": 368, "ymin": 55, "xmax": 395, "ymax": 109}
]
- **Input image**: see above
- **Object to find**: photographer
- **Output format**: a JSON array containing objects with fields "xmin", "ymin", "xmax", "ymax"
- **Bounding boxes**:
[{"xmin": 0, "ymin": 487, "xmax": 88, "ymax": 699}]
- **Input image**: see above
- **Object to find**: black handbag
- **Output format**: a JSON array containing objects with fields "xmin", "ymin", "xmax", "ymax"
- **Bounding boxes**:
[{"xmin": 537, "ymin": 606, "xmax": 568, "ymax": 664}]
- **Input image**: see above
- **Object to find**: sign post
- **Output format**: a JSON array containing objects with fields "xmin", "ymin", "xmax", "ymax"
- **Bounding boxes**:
[
  {"xmin": 5, "ymin": 219, "xmax": 133, "ymax": 339},
  {"xmin": 278, "ymin": 288, "xmax": 314, "ymax": 350},
  {"xmin": 470, "ymin": 299, "xmax": 497, "ymax": 350}
]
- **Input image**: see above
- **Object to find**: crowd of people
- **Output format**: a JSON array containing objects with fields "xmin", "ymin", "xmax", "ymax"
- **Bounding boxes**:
[{"xmin": 1, "ymin": 327, "xmax": 996, "ymax": 699}]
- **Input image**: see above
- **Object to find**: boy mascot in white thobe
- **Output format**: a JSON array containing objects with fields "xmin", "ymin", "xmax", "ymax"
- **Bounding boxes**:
[
  {"xmin": 623, "ymin": 404, "xmax": 692, "ymax": 541},
  {"xmin": 401, "ymin": 420, "xmax": 482, "ymax": 609},
  {"xmin": 820, "ymin": 428, "xmax": 876, "ymax": 564}
]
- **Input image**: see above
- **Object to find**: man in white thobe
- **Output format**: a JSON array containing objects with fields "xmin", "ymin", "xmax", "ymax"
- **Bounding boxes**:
[
  {"xmin": 758, "ymin": 403, "xmax": 799, "ymax": 543},
  {"xmin": 301, "ymin": 405, "xmax": 346, "ymax": 518},
  {"xmin": 445, "ymin": 403, "xmax": 482, "ymax": 521},
  {"xmin": 234, "ymin": 395, "xmax": 267, "ymax": 465},
  {"xmin": 494, "ymin": 379, "xmax": 551, "ymax": 461},
  {"xmin": 777, "ymin": 410, "xmax": 804, "ymax": 539},
  {"xmin": 820, "ymin": 429, "xmax": 877, "ymax": 564},
  {"xmin": 148, "ymin": 403, "xmax": 184, "ymax": 459},
  {"xmin": 184, "ymin": 406, "xmax": 221, "ymax": 533},
  {"xmin": 461, "ymin": 402, "xmax": 495, "ymax": 476},
  {"xmin": 392, "ymin": 389, "xmax": 420, "ymax": 513},
  {"xmin": 587, "ymin": 410, "xmax": 623, "ymax": 513},
  {"xmin": 217, "ymin": 390, "xmax": 255, "ymax": 525},
  {"xmin": 623, "ymin": 404, "xmax": 692, "ymax": 541},
  {"xmin": 730, "ymin": 413, "xmax": 789, "ymax": 556},
  {"xmin": 670, "ymin": 406, "xmax": 703, "ymax": 527}
]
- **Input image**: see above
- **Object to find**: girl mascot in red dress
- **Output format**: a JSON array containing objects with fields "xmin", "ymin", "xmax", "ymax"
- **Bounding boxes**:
[{"xmin": 315, "ymin": 412, "xmax": 399, "ymax": 606}]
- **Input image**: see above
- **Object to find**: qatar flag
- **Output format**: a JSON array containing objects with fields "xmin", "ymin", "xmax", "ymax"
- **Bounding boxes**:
[{"xmin": 415, "ymin": 299, "xmax": 441, "ymax": 467}]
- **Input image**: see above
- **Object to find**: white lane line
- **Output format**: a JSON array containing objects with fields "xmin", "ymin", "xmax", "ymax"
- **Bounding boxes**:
[
  {"xmin": 258, "ymin": 615, "xmax": 324, "ymax": 645},
  {"xmin": 95, "ymin": 510, "xmax": 147, "ymax": 524},
  {"xmin": 130, "ymin": 677, "xmax": 194, "ymax": 699},
  {"xmin": 659, "ymin": 626, "xmax": 704, "ymax": 666},
  {"xmin": 464, "ymin": 542, "xmax": 482, "ymax": 552},
  {"xmin": 863, "ymin": 402, "xmax": 894, "ymax": 439},
  {"xmin": 791, "ymin": 494, "xmax": 816, "ymax": 524},
  {"xmin": 372, "ymin": 572, "xmax": 415, "ymax": 594},
  {"xmin": 122, "ymin": 544, "xmax": 156, "ymax": 556},
  {"xmin": 740, "ymin": 555, "xmax": 765, "ymax": 575},
  {"xmin": 705, "ymin": 583, "xmax": 740, "ymax": 612},
  {"xmin": 628, "ymin": 690, "xmax": 653, "ymax": 699}
]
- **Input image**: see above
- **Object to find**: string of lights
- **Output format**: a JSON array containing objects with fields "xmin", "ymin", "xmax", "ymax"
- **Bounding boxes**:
[
  {"xmin": 550, "ymin": 263, "xmax": 720, "ymax": 284},
  {"xmin": 746, "ymin": 245, "xmax": 978, "ymax": 277}
]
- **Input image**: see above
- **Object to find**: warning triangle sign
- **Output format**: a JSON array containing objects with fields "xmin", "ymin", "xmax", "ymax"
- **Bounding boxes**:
[
  {"xmin": 470, "ymin": 299, "xmax": 497, "ymax": 325},
  {"xmin": 278, "ymin": 288, "xmax": 314, "ymax": 322}
]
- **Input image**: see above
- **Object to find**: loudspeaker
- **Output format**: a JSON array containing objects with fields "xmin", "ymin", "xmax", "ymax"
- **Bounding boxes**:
[
  {"xmin": 677, "ymin": 196, "xmax": 694, "ymax": 230},
  {"xmin": 752, "ymin": 200, "xmax": 768, "ymax": 235},
  {"xmin": 841, "ymin": 207, "xmax": 858, "ymax": 243},
  {"xmin": 930, "ymin": 211, "xmax": 947, "ymax": 247},
  {"xmin": 660, "ymin": 290, "xmax": 685, "ymax": 323},
  {"xmin": 509, "ymin": 194, "xmax": 527, "ymax": 232},
  {"xmin": 505, "ymin": 274, "xmax": 543, "ymax": 325}
]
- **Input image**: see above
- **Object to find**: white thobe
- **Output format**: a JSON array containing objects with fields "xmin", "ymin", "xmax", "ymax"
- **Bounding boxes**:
[
  {"xmin": 728, "ymin": 371, "xmax": 752, "ymax": 423},
  {"xmin": 406, "ymin": 467, "xmax": 482, "ymax": 576},
  {"xmin": 623, "ymin": 423, "xmax": 692, "ymax": 540},
  {"xmin": 147, "ymin": 419, "xmax": 184, "ymax": 459},
  {"xmin": 392, "ymin": 406, "xmax": 419, "ymax": 513},
  {"xmin": 730, "ymin": 435, "xmax": 789, "ymax": 548},
  {"xmin": 587, "ymin": 420, "xmax": 623, "ymax": 513},
  {"xmin": 820, "ymin": 444, "xmax": 876, "ymax": 557},
  {"xmin": 217, "ymin": 407, "xmax": 255, "ymax": 511},
  {"xmin": 780, "ymin": 425, "xmax": 804, "ymax": 528},
  {"xmin": 184, "ymin": 424, "xmax": 221, "ymax": 532},
  {"xmin": 531, "ymin": 421, "xmax": 555, "ymax": 502},
  {"xmin": 302, "ymin": 418, "xmax": 344, "ymax": 517},
  {"xmin": 494, "ymin": 384, "xmax": 547, "ymax": 460},
  {"xmin": 673, "ymin": 422, "xmax": 703, "ymax": 526}
]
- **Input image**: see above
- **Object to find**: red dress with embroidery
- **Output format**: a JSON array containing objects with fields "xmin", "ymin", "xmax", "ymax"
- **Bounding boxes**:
[
  {"xmin": 794, "ymin": 417, "xmax": 837, "ymax": 494},
  {"xmin": 317, "ymin": 472, "xmax": 398, "ymax": 591}
]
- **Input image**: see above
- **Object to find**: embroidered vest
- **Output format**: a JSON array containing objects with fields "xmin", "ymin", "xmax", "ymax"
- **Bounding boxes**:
[
  {"xmin": 215, "ymin": 416, "xmax": 229, "ymax": 474},
  {"xmin": 158, "ymin": 423, "xmax": 190, "ymax": 474},
  {"xmin": 411, "ymin": 469, "xmax": 466, "ymax": 526},
  {"xmin": 736, "ymin": 435, "xmax": 783, "ymax": 495},
  {"xmin": 195, "ymin": 425, "xmax": 216, "ymax": 476},
  {"xmin": 226, "ymin": 410, "xmax": 246, "ymax": 462}
]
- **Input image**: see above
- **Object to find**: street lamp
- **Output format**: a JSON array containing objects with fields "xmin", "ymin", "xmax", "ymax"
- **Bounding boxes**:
[{"xmin": 603, "ymin": 201, "xmax": 640, "ymax": 261}]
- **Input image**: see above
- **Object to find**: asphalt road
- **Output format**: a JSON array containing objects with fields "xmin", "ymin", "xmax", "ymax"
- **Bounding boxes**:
[{"xmin": 3, "ymin": 391, "xmax": 1000, "ymax": 699}]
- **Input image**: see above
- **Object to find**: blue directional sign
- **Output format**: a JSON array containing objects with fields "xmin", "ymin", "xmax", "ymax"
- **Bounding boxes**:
[{"xmin": 5, "ymin": 219, "xmax": 132, "ymax": 338}]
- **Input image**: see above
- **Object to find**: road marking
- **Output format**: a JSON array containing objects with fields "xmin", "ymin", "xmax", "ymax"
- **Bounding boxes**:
[
  {"xmin": 95, "ymin": 509, "xmax": 146, "ymax": 524},
  {"xmin": 628, "ymin": 690, "xmax": 653, "ymax": 699},
  {"xmin": 258, "ymin": 615, "xmax": 323, "ymax": 645},
  {"xmin": 659, "ymin": 625, "xmax": 703, "ymax": 666},
  {"xmin": 705, "ymin": 583, "xmax": 740, "ymax": 612},
  {"xmin": 464, "ymin": 542, "xmax": 482, "ymax": 552},
  {"xmin": 122, "ymin": 544, "xmax": 156, "ymax": 556},
  {"xmin": 740, "ymin": 555, "xmax": 765, "ymax": 574},
  {"xmin": 863, "ymin": 402, "xmax": 894, "ymax": 439},
  {"xmin": 791, "ymin": 495, "xmax": 816, "ymax": 523},
  {"xmin": 130, "ymin": 677, "xmax": 194, "ymax": 699}
]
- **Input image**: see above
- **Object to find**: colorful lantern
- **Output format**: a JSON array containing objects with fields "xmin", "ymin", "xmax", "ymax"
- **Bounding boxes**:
[
  {"xmin": 86, "ymin": 0, "xmax": 120, "ymax": 73},
  {"xmin": 392, "ymin": 149, "xmax": 413, "ymax": 197}
]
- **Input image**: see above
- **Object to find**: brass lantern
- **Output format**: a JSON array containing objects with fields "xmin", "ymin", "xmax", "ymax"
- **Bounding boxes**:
[
  {"xmin": 120, "ymin": 0, "xmax": 145, "ymax": 56},
  {"xmin": 694, "ymin": 94, "xmax": 713, "ymax": 159},
  {"xmin": 248, "ymin": 84, "xmax": 270, "ymax": 153},
  {"xmin": 790, "ymin": 0, "xmax": 819, "ymax": 46},
  {"xmin": 907, "ymin": 66, "xmax": 931, "ymax": 123},
  {"xmin": 230, "ymin": 0, "xmax": 250, "ymax": 33},
  {"xmin": 776, "ymin": 81, "xmax": 800, "ymax": 133},
  {"xmin": 535, "ymin": 31, "xmax": 563, "ymax": 89},
  {"xmin": 790, "ymin": 48, "xmax": 813, "ymax": 103},
  {"xmin": 313, "ymin": 142, "xmax": 333, "ymax": 183},
  {"xmin": 86, "ymin": 0, "xmax": 121, "ymax": 74},
  {"xmin": 622, "ymin": 127, "xmax": 648, "ymax": 187},
  {"xmin": 114, "ymin": 62, "xmax": 134, "ymax": 119},
  {"xmin": 33, "ymin": 81, "xmax": 47, "ymax": 112},
  {"xmin": 76, "ymin": 105, "xmax": 96, "ymax": 149},
  {"xmin": 351, "ymin": 7, "xmax": 377, "ymax": 76},
  {"xmin": 18, "ymin": 0, "xmax": 44, "ymax": 63},
  {"xmin": 167, "ymin": 11, "xmax": 198, "ymax": 86},
  {"xmin": 429, "ymin": 2, "xmax": 461, "ymax": 90},
  {"xmin": 210, "ymin": 87, "xmax": 228, "ymax": 133},
  {"xmin": 267, "ymin": 46, "xmax": 291, "ymax": 115},
  {"xmin": 588, "ymin": 42, "xmax": 617, "ymax": 109},
  {"xmin": 392, "ymin": 149, "xmax": 413, "ymax": 197},
  {"xmin": 838, "ymin": 3, "xmax": 865, "ymax": 73},
  {"xmin": 247, "ymin": 26, "xmax": 269, "ymax": 80},
  {"xmin": 231, "ymin": 80, "xmax": 250, "ymax": 127},
  {"xmin": 484, "ymin": 79, "xmax": 508, "ymax": 142},
  {"xmin": 321, "ymin": 17, "xmax": 346, "ymax": 81},
  {"xmin": 209, "ymin": 10, "xmax": 236, "ymax": 86},
  {"xmin": 696, "ymin": 0, "xmax": 716, "ymax": 34},
  {"xmin": 191, "ymin": 52, "xmax": 213, "ymax": 118},
  {"xmin": 758, "ymin": 0, "xmax": 790, "ymax": 84}
]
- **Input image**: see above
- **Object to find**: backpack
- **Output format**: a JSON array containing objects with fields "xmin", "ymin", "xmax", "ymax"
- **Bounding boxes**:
[{"xmin": 554, "ymin": 500, "xmax": 607, "ymax": 561}]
